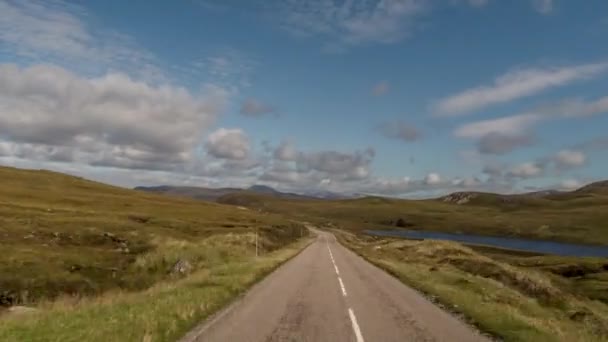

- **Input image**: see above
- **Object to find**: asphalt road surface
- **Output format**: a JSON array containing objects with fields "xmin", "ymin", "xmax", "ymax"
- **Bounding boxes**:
[{"xmin": 183, "ymin": 230, "xmax": 489, "ymax": 342}]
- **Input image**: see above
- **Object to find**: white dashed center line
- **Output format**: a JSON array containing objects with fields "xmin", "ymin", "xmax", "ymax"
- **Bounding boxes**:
[
  {"xmin": 326, "ymin": 239, "xmax": 365, "ymax": 342},
  {"xmin": 338, "ymin": 276, "xmax": 348, "ymax": 296},
  {"xmin": 348, "ymin": 308, "xmax": 365, "ymax": 342}
]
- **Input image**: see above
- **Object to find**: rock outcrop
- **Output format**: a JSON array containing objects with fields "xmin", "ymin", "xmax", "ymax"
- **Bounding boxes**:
[{"xmin": 441, "ymin": 192, "xmax": 478, "ymax": 204}]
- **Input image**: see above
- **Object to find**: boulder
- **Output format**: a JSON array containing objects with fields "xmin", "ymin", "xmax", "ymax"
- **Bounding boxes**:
[{"xmin": 171, "ymin": 259, "xmax": 193, "ymax": 275}]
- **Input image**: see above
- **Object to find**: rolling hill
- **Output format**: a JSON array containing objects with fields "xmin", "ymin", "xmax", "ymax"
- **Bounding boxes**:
[
  {"xmin": 136, "ymin": 178, "xmax": 608, "ymax": 245},
  {"xmin": 133, "ymin": 185, "xmax": 244, "ymax": 201},
  {"xmin": 134, "ymin": 184, "xmax": 321, "ymax": 201},
  {"xmin": 0, "ymin": 165, "xmax": 305, "ymax": 307},
  {"xmin": 440, "ymin": 181, "xmax": 608, "ymax": 205},
  {"xmin": 209, "ymin": 181, "xmax": 608, "ymax": 245}
]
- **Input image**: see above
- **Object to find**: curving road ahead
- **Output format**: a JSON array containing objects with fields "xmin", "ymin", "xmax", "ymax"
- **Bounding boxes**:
[{"xmin": 182, "ymin": 230, "xmax": 488, "ymax": 342}]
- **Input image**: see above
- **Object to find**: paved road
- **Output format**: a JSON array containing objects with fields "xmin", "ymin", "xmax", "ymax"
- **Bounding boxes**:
[{"xmin": 183, "ymin": 230, "xmax": 488, "ymax": 342}]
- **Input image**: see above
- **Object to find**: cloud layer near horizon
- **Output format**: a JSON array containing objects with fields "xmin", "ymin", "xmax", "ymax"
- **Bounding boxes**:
[{"xmin": 0, "ymin": 0, "xmax": 605, "ymax": 198}]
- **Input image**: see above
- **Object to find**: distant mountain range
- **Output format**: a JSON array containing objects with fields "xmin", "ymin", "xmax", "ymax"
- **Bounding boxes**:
[
  {"xmin": 136, "ymin": 180, "xmax": 608, "ymax": 204},
  {"xmin": 134, "ymin": 184, "xmax": 352, "ymax": 201}
]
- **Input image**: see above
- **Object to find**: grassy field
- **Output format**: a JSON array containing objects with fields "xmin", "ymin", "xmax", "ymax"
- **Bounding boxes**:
[
  {"xmin": 0, "ymin": 236, "xmax": 312, "ymax": 342},
  {"xmin": 3, "ymin": 164, "xmax": 607, "ymax": 341},
  {"xmin": 0, "ymin": 165, "xmax": 310, "ymax": 340},
  {"xmin": 336, "ymin": 230, "xmax": 608, "ymax": 342},
  {"xmin": 218, "ymin": 184, "xmax": 608, "ymax": 245}
]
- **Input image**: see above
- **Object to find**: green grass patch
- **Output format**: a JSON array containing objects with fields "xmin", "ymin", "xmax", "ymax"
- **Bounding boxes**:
[
  {"xmin": 218, "ymin": 188, "xmax": 608, "ymax": 245},
  {"xmin": 0, "ymin": 235, "xmax": 312, "ymax": 342},
  {"xmin": 335, "ymin": 231, "xmax": 608, "ymax": 342},
  {"xmin": 0, "ymin": 166, "xmax": 307, "ymax": 306}
]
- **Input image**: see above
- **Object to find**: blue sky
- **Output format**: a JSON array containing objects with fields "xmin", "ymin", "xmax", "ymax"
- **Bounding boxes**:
[{"xmin": 0, "ymin": 0, "xmax": 607, "ymax": 197}]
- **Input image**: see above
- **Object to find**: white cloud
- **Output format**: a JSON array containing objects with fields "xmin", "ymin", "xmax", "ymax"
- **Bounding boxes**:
[
  {"xmin": 279, "ymin": 0, "xmax": 428, "ymax": 49},
  {"xmin": 454, "ymin": 95, "xmax": 608, "ymax": 155},
  {"xmin": 554, "ymin": 149, "xmax": 586, "ymax": 169},
  {"xmin": 0, "ymin": 0, "xmax": 161, "ymax": 78},
  {"xmin": 532, "ymin": 0, "xmax": 554, "ymax": 14},
  {"xmin": 424, "ymin": 172, "xmax": 441, "ymax": 185},
  {"xmin": 0, "ymin": 0, "xmax": 89, "ymax": 58},
  {"xmin": 356, "ymin": 173, "xmax": 505, "ymax": 197},
  {"xmin": 507, "ymin": 162, "xmax": 543, "ymax": 178},
  {"xmin": 454, "ymin": 113, "xmax": 542, "ymax": 138},
  {"xmin": 296, "ymin": 148, "xmax": 375, "ymax": 181},
  {"xmin": 372, "ymin": 81, "xmax": 390, "ymax": 96},
  {"xmin": 560, "ymin": 179, "xmax": 581, "ymax": 190},
  {"xmin": 451, "ymin": 176, "xmax": 482, "ymax": 187},
  {"xmin": 260, "ymin": 145, "xmax": 377, "ymax": 190},
  {"xmin": 357, "ymin": 177, "xmax": 411, "ymax": 195},
  {"xmin": 259, "ymin": 167, "xmax": 302, "ymax": 184},
  {"xmin": 462, "ymin": 177, "xmax": 482, "ymax": 187},
  {"xmin": 0, "ymin": 142, "xmax": 74, "ymax": 162},
  {"xmin": 556, "ymin": 96, "xmax": 608, "ymax": 118},
  {"xmin": 455, "ymin": 95, "xmax": 608, "ymax": 140},
  {"xmin": 434, "ymin": 62, "xmax": 608, "ymax": 116},
  {"xmin": 273, "ymin": 141, "xmax": 297, "ymax": 161},
  {"xmin": 0, "ymin": 64, "xmax": 227, "ymax": 170},
  {"xmin": 205, "ymin": 128, "xmax": 250, "ymax": 160}
]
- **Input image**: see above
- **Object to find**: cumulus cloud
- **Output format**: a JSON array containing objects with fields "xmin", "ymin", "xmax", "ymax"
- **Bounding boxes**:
[
  {"xmin": 0, "ymin": 64, "xmax": 227, "ymax": 170},
  {"xmin": 357, "ymin": 177, "xmax": 412, "ymax": 195},
  {"xmin": 560, "ymin": 179, "xmax": 581, "ymax": 190},
  {"xmin": 296, "ymin": 148, "xmax": 375, "ymax": 181},
  {"xmin": 434, "ymin": 62, "xmax": 608, "ymax": 116},
  {"xmin": 259, "ymin": 144, "xmax": 378, "ymax": 191},
  {"xmin": 377, "ymin": 121, "xmax": 422, "ymax": 142},
  {"xmin": 259, "ymin": 167, "xmax": 302, "ymax": 184},
  {"xmin": 507, "ymin": 162, "xmax": 544, "ymax": 179},
  {"xmin": 205, "ymin": 128, "xmax": 250, "ymax": 160},
  {"xmin": 553, "ymin": 149, "xmax": 586, "ymax": 169},
  {"xmin": 424, "ymin": 172, "xmax": 442, "ymax": 185},
  {"xmin": 372, "ymin": 81, "xmax": 390, "ymax": 96},
  {"xmin": 452, "ymin": 177, "xmax": 482, "ymax": 187},
  {"xmin": 273, "ymin": 140, "xmax": 297, "ymax": 161},
  {"xmin": 0, "ymin": 142, "xmax": 74, "ymax": 163},
  {"xmin": 240, "ymin": 98, "xmax": 277, "ymax": 117},
  {"xmin": 355, "ymin": 173, "xmax": 510, "ymax": 197},
  {"xmin": 477, "ymin": 149, "xmax": 585, "ymax": 187},
  {"xmin": 477, "ymin": 132, "xmax": 535, "ymax": 155}
]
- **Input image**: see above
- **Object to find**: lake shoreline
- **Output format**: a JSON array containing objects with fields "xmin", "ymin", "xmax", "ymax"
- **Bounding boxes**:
[{"xmin": 365, "ymin": 229, "xmax": 608, "ymax": 258}]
